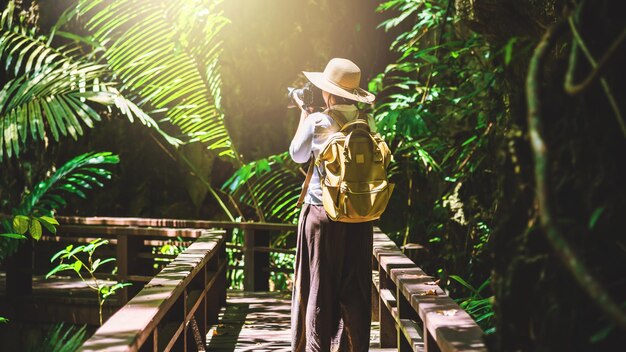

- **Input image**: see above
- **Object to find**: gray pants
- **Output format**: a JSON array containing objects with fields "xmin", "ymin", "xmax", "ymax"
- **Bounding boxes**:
[{"xmin": 291, "ymin": 204, "xmax": 373, "ymax": 352}]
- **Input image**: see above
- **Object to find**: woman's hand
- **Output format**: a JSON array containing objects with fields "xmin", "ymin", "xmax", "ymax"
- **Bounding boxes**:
[{"xmin": 292, "ymin": 93, "xmax": 306, "ymax": 112}]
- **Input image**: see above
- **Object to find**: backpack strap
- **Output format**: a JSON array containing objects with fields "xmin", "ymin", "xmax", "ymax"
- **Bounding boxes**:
[
  {"xmin": 296, "ymin": 153, "xmax": 315, "ymax": 208},
  {"xmin": 326, "ymin": 109, "xmax": 348, "ymax": 128},
  {"xmin": 296, "ymin": 109, "xmax": 361, "ymax": 208}
]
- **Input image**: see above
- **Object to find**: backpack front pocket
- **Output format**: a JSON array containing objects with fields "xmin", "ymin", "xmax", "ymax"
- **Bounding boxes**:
[{"xmin": 338, "ymin": 180, "xmax": 393, "ymax": 222}]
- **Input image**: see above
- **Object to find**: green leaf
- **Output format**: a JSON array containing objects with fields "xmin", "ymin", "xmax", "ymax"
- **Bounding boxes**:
[
  {"xmin": 12, "ymin": 215, "xmax": 29, "ymax": 234},
  {"xmin": 72, "ymin": 260, "xmax": 82, "ymax": 273},
  {"xmin": 50, "ymin": 248, "xmax": 69, "ymax": 263},
  {"xmin": 462, "ymin": 135, "xmax": 478, "ymax": 147},
  {"xmin": 590, "ymin": 323, "xmax": 614, "ymax": 343},
  {"xmin": 46, "ymin": 263, "xmax": 73, "ymax": 278},
  {"xmin": 0, "ymin": 25, "xmax": 178, "ymax": 162},
  {"xmin": 503, "ymin": 37, "xmax": 518, "ymax": 66},
  {"xmin": 68, "ymin": 245, "xmax": 85, "ymax": 258},
  {"xmin": 0, "ymin": 233, "xmax": 27, "ymax": 239},
  {"xmin": 449, "ymin": 275, "xmax": 479, "ymax": 295},
  {"xmin": 39, "ymin": 216, "xmax": 60, "ymax": 226},
  {"xmin": 588, "ymin": 207, "xmax": 605, "ymax": 230},
  {"xmin": 102, "ymin": 282, "xmax": 132, "ymax": 299},
  {"xmin": 77, "ymin": 0, "xmax": 232, "ymax": 157},
  {"xmin": 39, "ymin": 217, "xmax": 57, "ymax": 234},
  {"xmin": 92, "ymin": 257, "xmax": 115, "ymax": 271},
  {"xmin": 28, "ymin": 218, "xmax": 43, "ymax": 240}
]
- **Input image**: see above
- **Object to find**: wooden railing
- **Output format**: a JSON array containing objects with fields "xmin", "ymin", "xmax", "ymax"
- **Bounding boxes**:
[
  {"xmin": 55, "ymin": 217, "xmax": 297, "ymax": 293},
  {"xmin": 79, "ymin": 229, "xmax": 226, "ymax": 351},
  {"xmin": 7, "ymin": 215, "xmax": 487, "ymax": 351},
  {"xmin": 43, "ymin": 216, "xmax": 295, "ymax": 351},
  {"xmin": 372, "ymin": 228, "xmax": 487, "ymax": 352}
]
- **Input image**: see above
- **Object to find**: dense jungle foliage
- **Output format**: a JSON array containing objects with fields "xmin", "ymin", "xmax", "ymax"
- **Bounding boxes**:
[{"xmin": 0, "ymin": 0, "xmax": 625, "ymax": 350}]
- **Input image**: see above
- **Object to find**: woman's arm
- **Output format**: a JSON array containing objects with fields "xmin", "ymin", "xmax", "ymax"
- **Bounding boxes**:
[{"xmin": 289, "ymin": 97, "xmax": 314, "ymax": 163}]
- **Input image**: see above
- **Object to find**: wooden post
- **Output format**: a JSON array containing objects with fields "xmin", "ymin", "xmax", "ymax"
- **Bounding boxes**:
[
  {"xmin": 221, "ymin": 243, "xmax": 227, "ymax": 304},
  {"xmin": 372, "ymin": 255, "xmax": 380, "ymax": 322},
  {"xmin": 6, "ymin": 240, "xmax": 33, "ymax": 296},
  {"xmin": 397, "ymin": 285, "xmax": 415, "ymax": 352},
  {"xmin": 254, "ymin": 229, "xmax": 270, "ymax": 291},
  {"xmin": 116, "ymin": 234, "xmax": 141, "ymax": 303},
  {"xmin": 243, "ymin": 228, "xmax": 271, "ymax": 291},
  {"xmin": 243, "ymin": 229, "xmax": 255, "ymax": 291},
  {"xmin": 424, "ymin": 328, "xmax": 440, "ymax": 352},
  {"xmin": 379, "ymin": 265, "xmax": 397, "ymax": 348},
  {"xmin": 116, "ymin": 234, "xmax": 129, "ymax": 303}
]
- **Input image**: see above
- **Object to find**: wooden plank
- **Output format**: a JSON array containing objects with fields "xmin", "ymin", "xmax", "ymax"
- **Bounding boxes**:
[
  {"xmin": 412, "ymin": 294, "xmax": 486, "ymax": 352},
  {"xmin": 58, "ymin": 225, "xmax": 205, "ymax": 239},
  {"xmin": 184, "ymin": 260, "xmax": 227, "ymax": 324},
  {"xmin": 57, "ymin": 216, "xmax": 297, "ymax": 232},
  {"xmin": 372, "ymin": 231, "xmax": 486, "ymax": 352},
  {"xmin": 80, "ymin": 231, "xmax": 224, "ymax": 352},
  {"xmin": 225, "ymin": 244, "xmax": 296, "ymax": 254},
  {"xmin": 398, "ymin": 319, "xmax": 424, "ymax": 352},
  {"xmin": 206, "ymin": 291, "xmax": 387, "ymax": 351},
  {"xmin": 393, "ymin": 269, "xmax": 485, "ymax": 352},
  {"xmin": 229, "ymin": 265, "xmax": 293, "ymax": 274},
  {"xmin": 379, "ymin": 288, "xmax": 397, "ymax": 314},
  {"xmin": 379, "ymin": 252, "xmax": 417, "ymax": 273},
  {"xmin": 253, "ymin": 246, "xmax": 296, "ymax": 255},
  {"xmin": 379, "ymin": 288, "xmax": 398, "ymax": 348}
]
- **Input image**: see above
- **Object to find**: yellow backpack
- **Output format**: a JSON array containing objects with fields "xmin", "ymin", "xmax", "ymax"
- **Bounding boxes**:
[{"xmin": 297, "ymin": 109, "xmax": 394, "ymax": 223}]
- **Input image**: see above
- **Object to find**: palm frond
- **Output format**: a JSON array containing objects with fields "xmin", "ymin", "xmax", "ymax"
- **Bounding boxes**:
[
  {"xmin": 223, "ymin": 152, "xmax": 303, "ymax": 223},
  {"xmin": 0, "ymin": 2, "xmax": 180, "ymax": 160},
  {"xmin": 0, "ymin": 151, "xmax": 119, "ymax": 260},
  {"xmin": 78, "ymin": 0, "xmax": 234, "ymax": 157},
  {"xmin": 18, "ymin": 151, "xmax": 120, "ymax": 216}
]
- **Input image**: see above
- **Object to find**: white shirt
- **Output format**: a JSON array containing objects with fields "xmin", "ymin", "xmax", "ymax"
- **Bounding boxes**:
[{"xmin": 289, "ymin": 104, "xmax": 377, "ymax": 205}]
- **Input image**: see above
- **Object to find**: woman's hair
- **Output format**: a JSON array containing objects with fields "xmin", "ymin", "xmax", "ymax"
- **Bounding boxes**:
[{"xmin": 330, "ymin": 94, "xmax": 355, "ymax": 106}]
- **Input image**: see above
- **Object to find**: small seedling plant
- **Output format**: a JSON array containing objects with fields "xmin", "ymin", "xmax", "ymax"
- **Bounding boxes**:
[{"xmin": 47, "ymin": 238, "xmax": 131, "ymax": 325}]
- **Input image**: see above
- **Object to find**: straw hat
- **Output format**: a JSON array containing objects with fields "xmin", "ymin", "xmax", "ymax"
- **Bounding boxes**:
[{"xmin": 303, "ymin": 58, "xmax": 375, "ymax": 104}]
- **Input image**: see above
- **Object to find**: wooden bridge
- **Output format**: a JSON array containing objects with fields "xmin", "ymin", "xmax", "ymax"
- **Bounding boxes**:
[{"xmin": 0, "ymin": 216, "xmax": 487, "ymax": 351}]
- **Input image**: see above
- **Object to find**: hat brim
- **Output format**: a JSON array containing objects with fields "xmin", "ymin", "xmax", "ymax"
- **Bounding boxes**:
[{"xmin": 303, "ymin": 71, "xmax": 375, "ymax": 104}]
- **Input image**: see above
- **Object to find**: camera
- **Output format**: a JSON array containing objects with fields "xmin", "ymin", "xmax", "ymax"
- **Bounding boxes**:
[{"xmin": 287, "ymin": 82, "xmax": 325, "ymax": 112}]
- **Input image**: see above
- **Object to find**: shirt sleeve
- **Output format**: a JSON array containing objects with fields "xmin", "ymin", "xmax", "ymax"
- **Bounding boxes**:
[{"xmin": 289, "ymin": 113, "xmax": 316, "ymax": 164}]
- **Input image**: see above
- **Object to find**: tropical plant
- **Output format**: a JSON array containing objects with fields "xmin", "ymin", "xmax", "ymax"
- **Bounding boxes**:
[
  {"xmin": 222, "ymin": 152, "xmax": 302, "ymax": 224},
  {"xmin": 222, "ymin": 153, "xmax": 301, "ymax": 289},
  {"xmin": 47, "ymin": 238, "xmax": 131, "ymax": 326},
  {"xmin": 0, "ymin": 1, "xmax": 178, "ymax": 161},
  {"xmin": 449, "ymin": 275, "xmax": 495, "ymax": 333},
  {"xmin": 76, "ymin": 0, "xmax": 232, "ymax": 156},
  {"xmin": 0, "ymin": 151, "xmax": 119, "ymax": 259},
  {"xmin": 70, "ymin": 0, "xmax": 270, "ymax": 220},
  {"xmin": 28, "ymin": 323, "xmax": 87, "ymax": 352},
  {"xmin": 0, "ymin": 214, "xmax": 58, "ymax": 240},
  {"xmin": 226, "ymin": 225, "xmax": 245, "ymax": 290},
  {"xmin": 370, "ymin": 0, "xmax": 499, "ymax": 294}
]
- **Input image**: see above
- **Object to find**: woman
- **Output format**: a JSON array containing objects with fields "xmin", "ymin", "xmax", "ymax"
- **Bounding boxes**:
[{"xmin": 289, "ymin": 58, "xmax": 376, "ymax": 352}]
